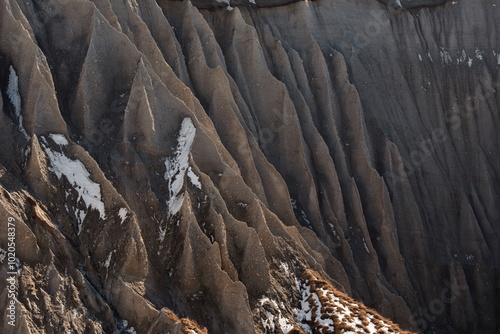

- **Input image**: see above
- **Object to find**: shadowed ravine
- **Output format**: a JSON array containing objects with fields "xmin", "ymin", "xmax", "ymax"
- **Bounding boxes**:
[{"xmin": 0, "ymin": 0, "xmax": 498, "ymax": 333}]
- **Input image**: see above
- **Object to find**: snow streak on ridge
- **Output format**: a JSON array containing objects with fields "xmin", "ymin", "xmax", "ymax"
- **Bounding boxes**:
[
  {"xmin": 164, "ymin": 117, "xmax": 197, "ymax": 218},
  {"xmin": 42, "ymin": 136, "xmax": 106, "ymax": 234},
  {"xmin": 6, "ymin": 66, "xmax": 29, "ymax": 138}
]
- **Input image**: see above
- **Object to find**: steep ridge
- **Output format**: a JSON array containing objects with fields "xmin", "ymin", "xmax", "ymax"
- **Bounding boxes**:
[{"xmin": 0, "ymin": 0, "xmax": 498, "ymax": 333}]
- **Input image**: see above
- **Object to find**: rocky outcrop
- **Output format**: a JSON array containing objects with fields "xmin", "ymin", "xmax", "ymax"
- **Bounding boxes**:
[{"xmin": 0, "ymin": 0, "xmax": 498, "ymax": 333}]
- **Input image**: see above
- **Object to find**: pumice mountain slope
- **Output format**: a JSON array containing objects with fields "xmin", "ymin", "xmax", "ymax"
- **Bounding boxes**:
[{"xmin": 0, "ymin": 0, "xmax": 498, "ymax": 333}]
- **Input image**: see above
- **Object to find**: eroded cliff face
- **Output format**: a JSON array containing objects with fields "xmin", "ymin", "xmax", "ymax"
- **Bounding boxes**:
[{"xmin": 0, "ymin": 0, "xmax": 498, "ymax": 333}]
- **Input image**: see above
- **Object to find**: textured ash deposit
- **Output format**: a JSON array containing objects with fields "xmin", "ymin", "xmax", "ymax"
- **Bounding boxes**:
[{"xmin": 0, "ymin": 0, "xmax": 498, "ymax": 333}]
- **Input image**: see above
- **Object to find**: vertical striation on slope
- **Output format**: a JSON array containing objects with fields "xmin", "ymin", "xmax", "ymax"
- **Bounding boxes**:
[{"xmin": 0, "ymin": 0, "xmax": 498, "ymax": 333}]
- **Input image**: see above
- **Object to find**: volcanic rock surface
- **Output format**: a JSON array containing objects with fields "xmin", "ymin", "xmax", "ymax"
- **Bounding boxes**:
[{"xmin": 0, "ymin": 0, "xmax": 499, "ymax": 333}]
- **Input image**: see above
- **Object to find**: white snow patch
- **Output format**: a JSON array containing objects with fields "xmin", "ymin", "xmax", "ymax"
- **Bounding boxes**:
[
  {"xmin": 290, "ymin": 199, "xmax": 312, "ymax": 228},
  {"xmin": 257, "ymin": 297, "xmax": 295, "ymax": 333},
  {"xmin": 118, "ymin": 208, "xmax": 128, "ymax": 225},
  {"xmin": 440, "ymin": 47, "xmax": 452, "ymax": 64},
  {"xmin": 7, "ymin": 66, "xmax": 21, "ymax": 114},
  {"xmin": 118, "ymin": 320, "xmax": 137, "ymax": 334},
  {"xmin": 363, "ymin": 238, "xmax": 371, "ymax": 253},
  {"xmin": 7, "ymin": 66, "xmax": 29, "ymax": 138},
  {"xmin": 475, "ymin": 48, "xmax": 484, "ymax": 60},
  {"xmin": 43, "ymin": 143, "xmax": 106, "ymax": 233},
  {"xmin": 72, "ymin": 308, "xmax": 82, "ymax": 319},
  {"xmin": 261, "ymin": 310, "xmax": 275, "ymax": 332},
  {"xmin": 457, "ymin": 50, "xmax": 467, "ymax": 64},
  {"xmin": 158, "ymin": 225, "xmax": 167, "ymax": 243},
  {"xmin": 187, "ymin": 166, "xmax": 202, "ymax": 189},
  {"xmin": 427, "ymin": 51, "xmax": 433, "ymax": 62},
  {"xmin": 294, "ymin": 280, "xmax": 313, "ymax": 326},
  {"xmin": 278, "ymin": 317, "xmax": 295, "ymax": 333},
  {"xmin": 432, "ymin": 48, "xmax": 498, "ymax": 66},
  {"xmin": 418, "ymin": 54, "xmax": 422, "ymax": 61},
  {"xmin": 50, "ymin": 134, "xmax": 68, "ymax": 146},
  {"xmin": 103, "ymin": 251, "xmax": 116, "ymax": 279},
  {"xmin": 215, "ymin": 0, "xmax": 233, "ymax": 10},
  {"xmin": 280, "ymin": 262, "xmax": 291, "ymax": 277},
  {"xmin": 103, "ymin": 252, "xmax": 113, "ymax": 269},
  {"xmin": 294, "ymin": 276, "xmax": 399, "ymax": 334},
  {"xmin": 164, "ymin": 117, "xmax": 196, "ymax": 218},
  {"xmin": 76, "ymin": 209, "xmax": 87, "ymax": 234},
  {"xmin": 294, "ymin": 281, "xmax": 333, "ymax": 333}
]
